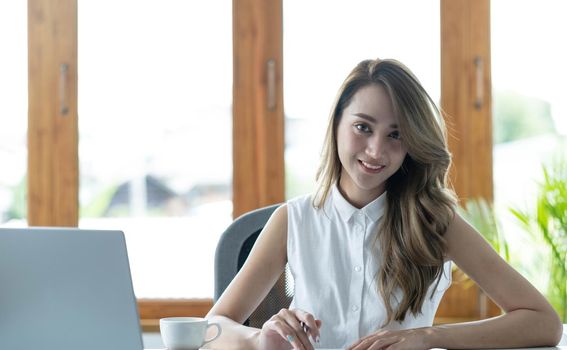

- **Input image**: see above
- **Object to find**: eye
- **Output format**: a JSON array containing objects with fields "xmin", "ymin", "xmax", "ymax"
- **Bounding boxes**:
[
  {"xmin": 354, "ymin": 123, "xmax": 371, "ymax": 133},
  {"xmin": 389, "ymin": 130, "xmax": 401, "ymax": 140}
]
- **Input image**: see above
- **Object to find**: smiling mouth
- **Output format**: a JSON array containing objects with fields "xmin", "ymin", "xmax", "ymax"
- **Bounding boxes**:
[{"xmin": 359, "ymin": 160, "xmax": 385, "ymax": 172}]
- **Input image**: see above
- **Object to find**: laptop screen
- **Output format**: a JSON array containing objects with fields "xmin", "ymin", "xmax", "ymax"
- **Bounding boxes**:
[{"xmin": 0, "ymin": 227, "xmax": 144, "ymax": 350}]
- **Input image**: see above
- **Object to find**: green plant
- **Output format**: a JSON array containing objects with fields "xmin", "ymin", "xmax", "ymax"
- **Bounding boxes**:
[
  {"xmin": 459, "ymin": 198, "xmax": 510, "ymax": 262},
  {"xmin": 510, "ymin": 155, "xmax": 567, "ymax": 322}
]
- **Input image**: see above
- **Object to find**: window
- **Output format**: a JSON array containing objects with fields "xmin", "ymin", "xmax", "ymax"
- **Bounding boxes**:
[
  {"xmin": 0, "ymin": 1, "xmax": 27, "ymax": 226},
  {"xmin": 78, "ymin": 0, "xmax": 232, "ymax": 299},
  {"xmin": 25, "ymin": 0, "xmax": 496, "ymax": 323},
  {"xmin": 491, "ymin": 0, "xmax": 567, "ymax": 288}
]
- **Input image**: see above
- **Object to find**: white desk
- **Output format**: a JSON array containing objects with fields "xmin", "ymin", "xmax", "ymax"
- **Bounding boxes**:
[
  {"xmin": 146, "ymin": 348, "xmax": 566, "ymax": 350},
  {"xmin": 143, "ymin": 328, "xmax": 567, "ymax": 349}
]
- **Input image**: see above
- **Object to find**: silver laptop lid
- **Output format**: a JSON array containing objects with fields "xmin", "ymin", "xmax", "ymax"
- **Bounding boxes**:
[{"xmin": 0, "ymin": 227, "xmax": 144, "ymax": 350}]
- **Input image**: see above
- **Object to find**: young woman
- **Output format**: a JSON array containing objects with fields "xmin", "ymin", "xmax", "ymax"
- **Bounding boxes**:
[{"xmin": 205, "ymin": 58, "xmax": 562, "ymax": 350}]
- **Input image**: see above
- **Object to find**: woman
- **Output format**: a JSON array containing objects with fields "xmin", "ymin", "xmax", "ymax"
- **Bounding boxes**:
[{"xmin": 205, "ymin": 58, "xmax": 562, "ymax": 350}]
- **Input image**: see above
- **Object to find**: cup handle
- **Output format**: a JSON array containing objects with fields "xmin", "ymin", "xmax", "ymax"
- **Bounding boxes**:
[{"xmin": 202, "ymin": 322, "xmax": 222, "ymax": 345}]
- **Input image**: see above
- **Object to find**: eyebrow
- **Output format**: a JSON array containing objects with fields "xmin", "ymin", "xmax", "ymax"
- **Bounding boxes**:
[{"xmin": 353, "ymin": 113, "xmax": 398, "ymax": 129}]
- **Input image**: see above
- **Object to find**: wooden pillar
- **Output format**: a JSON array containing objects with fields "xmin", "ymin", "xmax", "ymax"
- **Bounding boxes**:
[
  {"xmin": 441, "ymin": 0, "xmax": 493, "ymax": 203},
  {"xmin": 232, "ymin": 0, "xmax": 285, "ymax": 218},
  {"xmin": 28, "ymin": 0, "xmax": 78, "ymax": 226},
  {"xmin": 440, "ymin": 0, "xmax": 500, "ymax": 319}
]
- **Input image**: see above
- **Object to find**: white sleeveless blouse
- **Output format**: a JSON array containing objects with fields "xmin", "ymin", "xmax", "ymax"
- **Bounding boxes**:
[{"xmin": 286, "ymin": 185, "xmax": 452, "ymax": 349}]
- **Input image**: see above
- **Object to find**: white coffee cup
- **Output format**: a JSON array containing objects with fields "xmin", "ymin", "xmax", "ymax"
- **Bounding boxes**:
[{"xmin": 160, "ymin": 317, "xmax": 222, "ymax": 350}]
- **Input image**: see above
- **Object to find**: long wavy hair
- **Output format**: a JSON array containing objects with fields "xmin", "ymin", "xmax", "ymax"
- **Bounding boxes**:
[{"xmin": 313, "ymin": 58, "xmax": 458, "ymax": 324}]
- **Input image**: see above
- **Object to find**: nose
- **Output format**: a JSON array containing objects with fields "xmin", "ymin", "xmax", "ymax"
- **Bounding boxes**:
[{"xmin": 365, "ymin": 134, "xmax": 385, "ymax": 160}]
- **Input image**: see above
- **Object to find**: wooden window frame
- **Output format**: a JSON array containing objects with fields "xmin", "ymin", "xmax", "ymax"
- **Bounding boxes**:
[
  {"xmin": 27, "ymin": 0, "xmax": 494, "ymax": 329},
  {"xmin": 232, "ymin": 0, "xmax": 284, "ymax": 217},
  {"xmin": 439, "ymin": 0, "xmax": 501, "ymax": 321},
  {"xmin": 28, "ymin": 0, "xmax": 78, "ymax": 227}
]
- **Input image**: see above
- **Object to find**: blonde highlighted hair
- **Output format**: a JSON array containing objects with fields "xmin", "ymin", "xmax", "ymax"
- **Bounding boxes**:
[{"xmin": 313, "ymin": 58, "xmax": 457, "ymax": 324}]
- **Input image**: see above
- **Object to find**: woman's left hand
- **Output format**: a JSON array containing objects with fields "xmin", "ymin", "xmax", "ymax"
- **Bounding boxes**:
[{"xmin": 346, "ymin": 327, "xmax": 433, "ymax": 350}]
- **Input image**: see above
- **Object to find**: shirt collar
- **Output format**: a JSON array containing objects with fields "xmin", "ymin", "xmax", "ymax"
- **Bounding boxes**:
[{"xmin": 331, "ymin": 184, "xmax": 387, "ymax": 223}]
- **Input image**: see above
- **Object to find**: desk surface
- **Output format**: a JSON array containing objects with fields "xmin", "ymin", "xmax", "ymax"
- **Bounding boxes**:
[
  {"xmin": 143, "ymin": 328, "xmax": 567, "ymax": 350},
  {"xmin": 146, "ymin": 348, "xmax": 567, "ymax": 350}
]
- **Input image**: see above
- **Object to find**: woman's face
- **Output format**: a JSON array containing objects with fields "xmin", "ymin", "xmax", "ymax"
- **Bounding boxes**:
[{"xmin": 336, "ymin": 84, "xmax": 408, "ymax": 208}]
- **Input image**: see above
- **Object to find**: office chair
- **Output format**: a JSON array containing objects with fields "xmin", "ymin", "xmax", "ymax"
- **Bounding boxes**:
[{"xmin": 214, "ymin": 203, "xmax": 293, "ymax": 328}]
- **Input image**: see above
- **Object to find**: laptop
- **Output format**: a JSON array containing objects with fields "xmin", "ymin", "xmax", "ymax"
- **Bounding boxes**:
[{"xmin": 0, "ymin": 227, "xmax": 144, "ymax": 350}]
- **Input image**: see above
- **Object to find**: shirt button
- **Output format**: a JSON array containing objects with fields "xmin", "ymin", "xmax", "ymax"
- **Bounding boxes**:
[
  {"xmin": 354, "ymin": 266, "xmax": 362, "ymax": 272},
  {"xmin": 352, "ymin": 305, "xmax": 359, "ymax": 312}
]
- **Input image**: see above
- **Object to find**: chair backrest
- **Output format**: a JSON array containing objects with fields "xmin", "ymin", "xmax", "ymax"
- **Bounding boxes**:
[{"xmin": 214, "ymin": 204, "xmax": 293, "ymax": 327}]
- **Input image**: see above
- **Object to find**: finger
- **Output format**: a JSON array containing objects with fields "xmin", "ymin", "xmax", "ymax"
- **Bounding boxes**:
[
  {"xmin": 278, "ymin": 311, "xmax": 314, "ymax": 350},
  {"xmin": 347, "ymin": 333, "xmax": 375, "ymax": 350},
  {"xmin": 286, "ymin": 333, "xmax": 308, "ymax": 350},
  {"xmin": 267, "ymin": 319, "xmax": 307, "ymax": 350},
  {"xmin": 367, "ymin": 336, "xmax": 398, "ymax": 350},
  {"xmin": 299, "ymin": 321, "xmax": 321, "ymax": 345},
  {"xmin": 292, "ymin": 309, "xmax": 321, "ymax": 342},
  {"xmin": 384, "ymin": 343, "xmax": 402, "ymax": 350},
  {"xmin": 350, "ymin": 328, "xmax": 392, "ymax": 349},
  {"xmin": 346, "ymin": 338, "xmax": 361, "ymax": 350},
  {"xmin": 350, "ymin": 332, "xmax": 396, "ymax": 350},
  {"xmin": 348, "ymin": 336, "xmax": 376, "ymax": 350}
]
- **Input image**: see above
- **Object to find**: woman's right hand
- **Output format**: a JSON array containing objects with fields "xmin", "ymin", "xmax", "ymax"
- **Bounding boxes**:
[{"xmin": 258, "ymin": 308, "xmax": 322, "ymax": 350}]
